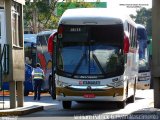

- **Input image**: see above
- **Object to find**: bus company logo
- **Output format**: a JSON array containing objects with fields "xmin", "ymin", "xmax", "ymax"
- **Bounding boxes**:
[{"xmin": 79, "ymin": 76, "xmax": 98, "ymax": 79}]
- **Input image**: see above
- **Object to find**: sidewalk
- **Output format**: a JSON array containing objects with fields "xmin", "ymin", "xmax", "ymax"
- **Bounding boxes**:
[{"xmin": 0, "ymin": 92, "xmax": 54, "ymax": 116}]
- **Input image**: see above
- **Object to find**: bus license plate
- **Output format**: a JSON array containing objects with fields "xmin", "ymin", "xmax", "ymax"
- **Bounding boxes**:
[{"xmin": 83, "ymin": 94, "xmax": 95, "ymax": 98}]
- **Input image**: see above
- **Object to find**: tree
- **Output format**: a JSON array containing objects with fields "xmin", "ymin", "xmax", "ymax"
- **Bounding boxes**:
[
  {"xmin": 57, "ymin": 2, "xmax": 96, "ymax": 17},
  {"xmin": 24, "ymin": 0, "xmax": 59, "ymax": 33},
  {"xmin": 23, "ymin": 0, "xmax": 100, "ymax": 33},
  {"xmin": 130, "ymin": 7, "xmax": 152, "ymax": 36}
]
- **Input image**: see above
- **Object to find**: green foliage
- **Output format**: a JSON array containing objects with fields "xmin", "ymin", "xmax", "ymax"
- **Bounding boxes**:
[
  {"xmin": 131, "ymin": 7, "xmax": 152, "ymax": 36},
  {"xmin": 23, "ymin": 1, "xmax": 34, "ymax": 27},
  {"xmin": 57, "ymin": 2, "xmax": 106, "ymax": 16},
  {"xmin": 36, "ymin": 1, "xmax": 50, "ymax": 13},
  {"xmin": 24, "ymin": 0, "xmax": 59, "ymax": 33},
  {"xmin": 57, "ymin": 2, "xmax": 95, "ymax": 16},
  {"xmin": 23, "ymin": 1, "xmax": 100, "ymax": 33}
]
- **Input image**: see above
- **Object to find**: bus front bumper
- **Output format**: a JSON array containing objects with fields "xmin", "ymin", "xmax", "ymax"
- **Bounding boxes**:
[{"xmin": 56, "ymin": 86, "xmax": 125, "ymax": 101}]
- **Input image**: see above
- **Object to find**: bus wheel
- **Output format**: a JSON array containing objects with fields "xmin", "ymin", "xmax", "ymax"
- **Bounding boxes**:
[
  {"xmin": 128, "ymin": 95, "xmax": 135, "ymax": 103},
  {"xmin": 48, "ymin": 75, "xmax": 56, "ymax": 100},
  {"xmin": 128, "ymin": 78, "xmax": 136, "ymax": 103},
  {"xmin": 49, "ymin": 84, "xmax": 56, "ymax": 100},
  {"xmin": 117, "ymin": 100, "xmax": 126, "ymax": 109},
  {"xmin": 62, "ymin": 101, "xmax": 72, "ymax": 109}
]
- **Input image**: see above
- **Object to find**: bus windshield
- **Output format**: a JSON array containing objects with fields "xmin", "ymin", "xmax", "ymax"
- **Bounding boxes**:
[
  {"xmin": 137, "ymin": 28, "xmax": 150, "ymax": 72},
  {"xmin": 57, "ymin": 25, "xmax": 124, "ymax": 78},
  {"xmin": 24, "ymin": 34, "xmax": 37, "ymax": 67}
]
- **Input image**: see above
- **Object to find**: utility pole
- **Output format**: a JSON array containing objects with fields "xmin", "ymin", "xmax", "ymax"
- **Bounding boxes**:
[{"xmin": 152, "ymin": 0, "xmax": 160, "ymax": 108}]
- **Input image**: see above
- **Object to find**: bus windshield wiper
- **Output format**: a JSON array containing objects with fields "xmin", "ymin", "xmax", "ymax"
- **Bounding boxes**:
[
  {"xmin": 71, "ymin": 54, "xmax": 85, "ymax": 77},
  {"xmin": 92, "ymin": 53, "xmax": 105, "ymax": 75}
]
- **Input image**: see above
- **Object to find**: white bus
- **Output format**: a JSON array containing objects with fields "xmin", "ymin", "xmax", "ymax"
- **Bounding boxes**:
[
  {"xmin": 136, "ymin": 24, "xmax": 151, "ymax": 89},
  {"xmin": 53, "ymin": 8, "xmax": 139, "ymax": 109}
]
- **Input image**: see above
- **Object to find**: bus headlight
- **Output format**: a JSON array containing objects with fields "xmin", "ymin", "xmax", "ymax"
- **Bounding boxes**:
[{"xmin": 57, "ymin": 80, "xmax": 71, "ymax": 87}]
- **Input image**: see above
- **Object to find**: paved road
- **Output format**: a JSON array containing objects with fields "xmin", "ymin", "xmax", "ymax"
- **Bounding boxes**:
[{"xmin": 15, "ymin": 89, "xmax": 158, "ymax": 120}]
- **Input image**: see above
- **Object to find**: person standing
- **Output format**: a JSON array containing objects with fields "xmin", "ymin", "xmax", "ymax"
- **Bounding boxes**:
[{"xmin": 32, "ymin": 63, "xmax": 44, "ymax": 100}]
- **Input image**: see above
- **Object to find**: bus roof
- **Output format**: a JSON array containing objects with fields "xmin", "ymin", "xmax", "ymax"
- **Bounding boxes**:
[
  {"xmin": 37, "ymin": 29, "xmax": 57, "ymax": 36},
  {"xmin": 59, "ymin": 8, "xmax": 135, "ymax": 26},
  {"xmin": 136, "ymin": 24, "xmax": 146, "ymax": 29},
  {"xmin": 24, "ymin": 34, "xmax": 37, "ymax": 43}
]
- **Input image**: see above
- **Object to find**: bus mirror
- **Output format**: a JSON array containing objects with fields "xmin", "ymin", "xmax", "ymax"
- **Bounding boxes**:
[
  {"xmin": 123, "ymin": 35, "xmax": 129, "ymax": 53},
  {"xmin": 58, "ymin": 26, "xmax": 63, "ymax": 38},
  {"xmin": 48, "ymin": 32, "xmax": 57, "ymax": 55}
]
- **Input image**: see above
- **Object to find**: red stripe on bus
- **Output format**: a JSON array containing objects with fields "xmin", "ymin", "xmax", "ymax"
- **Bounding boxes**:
[{"xmin": 37, "ymin": 53, "xmax": 46, "ymax": 73}]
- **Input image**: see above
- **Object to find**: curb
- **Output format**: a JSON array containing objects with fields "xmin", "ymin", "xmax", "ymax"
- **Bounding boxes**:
[{"xmin": 0, "ymin": 105, "xmax": 43, "ymax": 116}]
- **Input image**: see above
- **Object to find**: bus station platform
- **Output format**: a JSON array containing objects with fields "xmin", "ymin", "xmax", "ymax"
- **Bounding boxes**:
[
  {"xmin": 0, "ymin": 92, "xmax": 54, "ymax": 116},
  {"xmin": 0, "ymin": 105, "xmax": 43, "ymax": 116}
]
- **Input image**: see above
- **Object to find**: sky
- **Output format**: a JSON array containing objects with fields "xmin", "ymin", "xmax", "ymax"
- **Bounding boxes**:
[
  {"xmin": 86, "ymin": 0, "xmax": 152, "ymax": 15},
  {"xmin": 106, "ymin": 0, "xmax": 152, "ymax": 15}
]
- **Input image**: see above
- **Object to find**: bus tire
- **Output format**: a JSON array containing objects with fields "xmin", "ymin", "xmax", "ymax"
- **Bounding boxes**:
[
  {"xmin": 62, "ymin": 101, "xmax": 72, "ymax": 109},
  {"xmin": 117, "ymin": 100, "xmax": 126, "ymax": 109},
  {"xmin": 48, "ymin": 75, "xmax": 56, "ymax": 100},
  {"xmin": 128, "ymin": 95, "xmax": 135, "ymax": 103},
  {"xmin": 128, "ymin": 79, "xmax": 136, "ymax": 103}
]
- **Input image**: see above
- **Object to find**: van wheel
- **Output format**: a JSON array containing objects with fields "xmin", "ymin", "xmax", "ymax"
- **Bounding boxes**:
[
  {"xmin": 62, "ymin": 101, "xmax": 72, "ymax": 109},
  {"xmin": 117, "ymin": 100, "xmax": 126, "ymax": 109}
]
